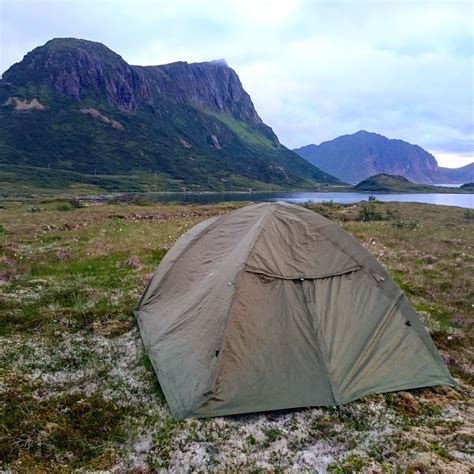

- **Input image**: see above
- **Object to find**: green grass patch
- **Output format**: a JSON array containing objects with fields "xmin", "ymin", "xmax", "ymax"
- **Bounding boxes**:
[{"xmin": 390, "ymin": 270, "xmax": 425, "ymax": 297}]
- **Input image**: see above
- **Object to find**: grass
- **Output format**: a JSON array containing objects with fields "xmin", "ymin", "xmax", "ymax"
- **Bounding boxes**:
[
  {"xmin": 209, "ymin": 111, "xmax": 277, "ymax": 149},
  {"xmin": 0, "ymin": 199, "xmax": 472, "ymax": 471}
]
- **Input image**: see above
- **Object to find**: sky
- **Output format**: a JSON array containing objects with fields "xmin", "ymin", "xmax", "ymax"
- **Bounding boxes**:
[{"xmin": 1, "ymin": 0, "xmax": 473, "ymax": 168}]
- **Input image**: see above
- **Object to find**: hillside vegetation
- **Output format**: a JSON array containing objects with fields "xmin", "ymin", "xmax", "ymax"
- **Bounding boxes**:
[{"xmin": 354, "ymin": 174, "xmax": 473, "ymax": 193}]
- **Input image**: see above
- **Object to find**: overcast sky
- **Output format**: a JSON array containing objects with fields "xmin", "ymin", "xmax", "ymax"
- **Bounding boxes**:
[{"xmin": 1, "ymin": 0, "xmax": 473, "ymax": 167}]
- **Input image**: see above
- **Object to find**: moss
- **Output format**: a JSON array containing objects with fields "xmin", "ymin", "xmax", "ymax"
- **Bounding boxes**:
[
  {"xmin": 328, "ymin": 454, "xmax": 369, "ymax": 473},
  {"xmin": 429, "ymin": 441, "xmax": 452, "ymax": 460},
  {"xmin": 247, "ymin": 434, "xmax": 257, "ymax": 446},
  {"xmin": 386, "ymin": 392, "xmax": 443, "ymax": 431},
  {"xmin": 310, "ymin": 414, "xmax": 339, "ymax": 437},
  {"xmin": 391, "ymin": 271, "xmax": 425, "ymax": 297},
  {"xmin": 337, "ymin": 406, "xmax": 371, "ymax": 432},
  {"xmin": 347, "ymin": 438, "xmax": 358, "ymax": 450},
  {"xmin": 263, "ymin": 428, "xmax": 283, "ymax": 446},
  {"xmin": 149, "ymin": 417, "xmax": 184, "ymax": 468},
  {"xmin": 0, "ymin": 374, "xmax": 131, "ymax": 470}
]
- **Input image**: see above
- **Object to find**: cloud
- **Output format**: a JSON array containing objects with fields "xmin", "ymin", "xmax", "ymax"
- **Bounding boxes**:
[{"xmin": 0, "ymin": 0, "xmax": 472, "ymax": 165}]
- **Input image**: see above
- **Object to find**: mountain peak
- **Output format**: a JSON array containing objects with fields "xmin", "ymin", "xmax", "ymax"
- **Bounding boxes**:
[
  {"xmin": 351, "ymin": 130, "xmax": 386, "ymax": 140},
  {"xmin": 209, "ymin": 59, "xmax": 228, "ymax": 67},
  {"xmin": 43, "ymin": 37, "xmax": 111, "ymax": 50}
]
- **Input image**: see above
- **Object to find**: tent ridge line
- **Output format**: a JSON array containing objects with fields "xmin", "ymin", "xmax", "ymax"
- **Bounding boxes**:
[{"xmin": 196, "ymin": 202, "xmax": 276, "ymax": 413}]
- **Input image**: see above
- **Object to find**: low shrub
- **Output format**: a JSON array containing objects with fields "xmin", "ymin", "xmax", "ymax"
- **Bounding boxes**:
[{"xmin": 357, "ymin": 203, "xmax": 384, "ymax": 221}]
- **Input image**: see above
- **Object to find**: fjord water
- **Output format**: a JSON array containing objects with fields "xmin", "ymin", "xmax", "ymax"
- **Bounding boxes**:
[{"xmin": 147, "ymin": 192, "xmax": 474, "ymax": 209}]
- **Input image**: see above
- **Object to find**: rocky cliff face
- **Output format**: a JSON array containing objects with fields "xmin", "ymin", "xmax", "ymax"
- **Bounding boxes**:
[
  {"xmin": 294, "ymin": 131, "xmax": 465, "ymax": 184},
  {"xmin": 2, "ymin": 38, "xmax": 270, "ymax": 135},
  {"xmin": 2, "ymin": 38, "xmax": 152, "ymax": 112},
  {"xmin": 143, "ymin": 61, "xmax": 264, "ymax": 126}
]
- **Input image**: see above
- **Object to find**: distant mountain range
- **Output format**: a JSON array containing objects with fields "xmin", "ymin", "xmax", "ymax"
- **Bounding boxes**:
[
  {"xmin": 0, "ymin": 38, "xmax": 339, "ymax": 192},
  {"xmin": 294, "ymin": 131, "xmax": 473, "ymax": 184},
  {"xmin": 439, "ymin": 163, "xmax": 474, "ymax": 183}
]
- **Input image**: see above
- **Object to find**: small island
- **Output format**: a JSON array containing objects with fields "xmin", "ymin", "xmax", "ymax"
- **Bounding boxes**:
[{"xmin": 354, "ymin": 174, "xmax": 473, "ymax": 193}]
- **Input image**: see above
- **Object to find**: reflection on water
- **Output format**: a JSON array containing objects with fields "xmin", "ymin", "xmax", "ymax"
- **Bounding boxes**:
[{"xmin": 145, "ymin": 191, "xmax": 474, "ymax": 209}]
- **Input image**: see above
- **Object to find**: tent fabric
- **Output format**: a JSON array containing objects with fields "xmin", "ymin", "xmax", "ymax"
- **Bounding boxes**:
[{"xmin": 135, "ymin": 202, "xmax": 455, "ymax": 419}]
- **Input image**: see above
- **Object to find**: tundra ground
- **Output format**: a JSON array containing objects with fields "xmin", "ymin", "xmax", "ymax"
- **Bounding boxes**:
[{"xmin": 1, "ymin": 199, "xmax": 472, "ymax": 472}]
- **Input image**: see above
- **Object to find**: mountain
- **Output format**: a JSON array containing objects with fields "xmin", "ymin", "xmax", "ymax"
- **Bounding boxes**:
[
  {"xmin": 0, "ymin": 38, "xmax": 340, "ymax": 192},
  {"xmin": 293, "ymin": 130, "xmax": 472, "ymax": 184},
  {"xmin": 439, "ymin": 163, "xmax": 474, "ymax": 183}
]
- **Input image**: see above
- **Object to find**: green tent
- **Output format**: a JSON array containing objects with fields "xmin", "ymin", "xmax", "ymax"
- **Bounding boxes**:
[{"xmin": 135, "ymin": 202, "xmax": 455, "ymax": 418}]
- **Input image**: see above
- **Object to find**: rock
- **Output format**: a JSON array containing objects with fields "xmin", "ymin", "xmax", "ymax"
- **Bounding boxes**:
[
  {"xmin": 210, "ymin": 134, "xmax": 222, "ymax": 149},
  {"xmin": 422, "ymin": 254, "xmax": 438, "ymax": 264},
  {"xmin": 0, "ymin": 269, "xmax": 15, "ymax": 284},
  {"xmin": 441, "ymin": 353, "xmax": 454, "ymax": 366},
  {"xmin": 125, "ymin": 256, "xmax": 141, "ymax": 269},
  {"xmin": 0, "ymin": 256, "xmax": 15, "ymax": 266},
  {"xmin": 56, "ymin": 249, "xmax": 70, "ymax": 260},
  {"xmin": 180, "ymin": 138, "xmax": 192, "ymax": 149},
  {"xmin": 5, "ymin": 96, "xmax": 46, "ymax": 111},
  {"xmin": 450, "ymin": 316, "xmax": 468, "ymax": 328},
  {"xmin": 143, "ymin": 273, "xmax": 154, "ymax": 284},
  {"xmin": 79, "ymin": 107, "xmax": 123, "ymax": 129}
]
